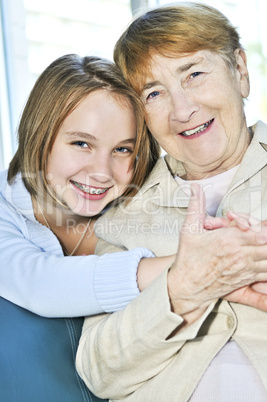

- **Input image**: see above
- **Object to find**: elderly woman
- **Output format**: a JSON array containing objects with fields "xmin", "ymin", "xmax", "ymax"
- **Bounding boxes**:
[{"xmin": 76, "ymin": 3, "xmax": 267, "ymax": 401}]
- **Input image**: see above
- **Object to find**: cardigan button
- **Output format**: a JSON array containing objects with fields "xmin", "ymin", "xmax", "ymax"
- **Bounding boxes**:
[{"xmin": 226, "ymin": 316, "xmax": 235, "ymax": 329}]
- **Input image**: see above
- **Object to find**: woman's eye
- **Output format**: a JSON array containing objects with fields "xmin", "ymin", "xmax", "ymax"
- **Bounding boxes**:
[
  {"xmin": 146, "ymin": 90, "xmax": 160, "ymax": 100},
  {"xmin": 190, "ymin": 71, "xmax": 202, "ymax": 79},
  {"xmin": 73, "ymin": 141, "xmax": 89, "ymax": 148}
]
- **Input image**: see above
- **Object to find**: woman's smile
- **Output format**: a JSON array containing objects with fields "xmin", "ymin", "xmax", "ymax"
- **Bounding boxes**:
[
  {"xmin": 143, "ymin": 50, "xmax": 250, "ymax": 178},
  {"xmin": 179, "ymin": 119, "xmax": 214, "ymax": 138}
]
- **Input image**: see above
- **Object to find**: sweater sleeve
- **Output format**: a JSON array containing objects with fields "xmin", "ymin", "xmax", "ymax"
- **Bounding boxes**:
[
  {"xmin": 0, "ymin": 195, "xmax": 154, "ymax": 318},
  {"xmin": 76, "ymin": 270, "xmax": 215, "ymax": 399}
]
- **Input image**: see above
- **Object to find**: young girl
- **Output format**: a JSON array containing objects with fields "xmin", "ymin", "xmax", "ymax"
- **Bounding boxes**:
[{"xmin": 0, "ymin": 54, "xmax": 174, "ymax": 401}]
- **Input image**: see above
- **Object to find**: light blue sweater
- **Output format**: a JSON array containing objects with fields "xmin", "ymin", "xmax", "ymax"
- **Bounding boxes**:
[{"xmin": 0, "ymin": 170, "xmax": 153, "ymax": 317}]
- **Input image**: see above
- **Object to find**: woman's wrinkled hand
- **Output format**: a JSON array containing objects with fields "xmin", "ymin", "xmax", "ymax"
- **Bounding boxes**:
[
  {"xmin": 167, "ymin": 183, "xmax": 267, "ymax": 323},
  {"xmin": 205, "ymin": 211, "xmax": 267, "ymax": 296}
]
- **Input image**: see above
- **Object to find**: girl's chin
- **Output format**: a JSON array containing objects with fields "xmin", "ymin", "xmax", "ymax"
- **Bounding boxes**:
[
  {"xmin": 64, "ymin": 192, "xmax": 118, "ymax": 217},
  {"xmin": 68, "ymin": 209, "xmax": 99, "ymax": 218},
  {"xmin": 69, "ymin": 204, "xmax": 108, "ymax": 218}
]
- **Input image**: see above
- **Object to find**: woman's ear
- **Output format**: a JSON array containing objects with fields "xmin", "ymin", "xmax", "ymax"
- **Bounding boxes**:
[{"xmin": 234, "ymin": 48, "xmax": 250, "ymax": 98}]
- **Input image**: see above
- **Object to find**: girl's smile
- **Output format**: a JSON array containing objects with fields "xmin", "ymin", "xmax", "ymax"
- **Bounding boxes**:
[
  {"xmin": 46, "ymin": 89, "xmax": 136, "ymax": 220},
  {"xmin": 71, "ymin": 181, "xmax": 111, "ymax": 200}
]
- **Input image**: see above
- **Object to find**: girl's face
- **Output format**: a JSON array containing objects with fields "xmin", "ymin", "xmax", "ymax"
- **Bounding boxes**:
[{"xmin": 46, "ymin": 89, "xmax": 136, "ymax": 218}]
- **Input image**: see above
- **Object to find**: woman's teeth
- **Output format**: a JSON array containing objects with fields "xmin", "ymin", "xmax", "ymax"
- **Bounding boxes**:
[
  {"xmin": 181, "ymin": 119, "xmax": 213, "ymax": 137},
  {"xmin": 73, "ymin": 181, "xmax": 107, "ymax": 195}
]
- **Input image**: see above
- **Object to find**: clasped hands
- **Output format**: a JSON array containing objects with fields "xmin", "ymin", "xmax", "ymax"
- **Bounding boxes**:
[{"xmin": 168, "ymin": 183, "xmax": 267, "ymax": 321}]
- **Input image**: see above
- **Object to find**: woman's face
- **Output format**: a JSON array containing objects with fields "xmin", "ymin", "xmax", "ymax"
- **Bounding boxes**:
[
  {"xmin": 47, "ymin": 90, "xmax": 136, "ymax": 217},
  {"xmin": 141, "ymin": 49, "xmax": 250, "ymax": 179}
]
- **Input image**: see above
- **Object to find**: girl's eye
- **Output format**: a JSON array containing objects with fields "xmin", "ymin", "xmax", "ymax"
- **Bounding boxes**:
[
  {"xmin": 73, "ymin": 141, "xmax": 89, "ymax": 148},
  {"xmin": 146, "ymin": 90, "xmax": 160, "ymax": 101},
  {"xmin": 114, "ymin": 147, "xmax": 133, "ymax": 154}
]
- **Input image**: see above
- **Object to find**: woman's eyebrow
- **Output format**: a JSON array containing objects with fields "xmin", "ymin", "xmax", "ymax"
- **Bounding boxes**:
[
  {"xmin": 177, "ymin": 55, "xmax": 206, "ymax": 73},
  {"xmin": 141, "ymin": 58, "xmax": 204, "ymax": 94},
  {"xmin": 141, "ymin": 80, "xmax": 162, "ymax": 93},
  {"xmin": 177, "ymin": 61, "xmax": 199, "ymax": 73}
]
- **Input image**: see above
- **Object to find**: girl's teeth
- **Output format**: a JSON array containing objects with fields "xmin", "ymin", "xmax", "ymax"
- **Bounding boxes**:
[{"xmin": 73, "ymin": 182, "xmax": 107, "ymax": 195}]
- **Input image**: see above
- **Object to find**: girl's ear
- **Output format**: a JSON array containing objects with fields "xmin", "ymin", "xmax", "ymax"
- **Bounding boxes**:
[{"xmin": 234, "ymin": 48, "xmax": 250, "ymax": 99}]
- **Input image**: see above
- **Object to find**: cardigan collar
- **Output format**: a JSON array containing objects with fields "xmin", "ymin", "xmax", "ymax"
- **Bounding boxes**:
[
  {"xmin": 226, "ymin": 121, "xmax": 267, "ymax": 193},
  {"xmin": 135, "ymin": 121, "xmax": 267, "ymax": 208}
]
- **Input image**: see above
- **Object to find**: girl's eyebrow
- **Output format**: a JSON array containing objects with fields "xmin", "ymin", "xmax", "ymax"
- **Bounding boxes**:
[
  {"xmin": 118, "ymin": 138, "xmax": 136, "ymax": 145},
  {"xmin": 65, "ymin": 132, "xmax": 136, "ymax": 144},
  {"xmin": 65, "ymin": 131, "xmax": 98, "ymax": 141}
]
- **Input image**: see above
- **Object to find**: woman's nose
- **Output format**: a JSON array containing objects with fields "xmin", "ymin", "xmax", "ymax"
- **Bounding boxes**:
[{"xmin": 170, "ymin": 90, "xmax": 199, "ymax": 123}]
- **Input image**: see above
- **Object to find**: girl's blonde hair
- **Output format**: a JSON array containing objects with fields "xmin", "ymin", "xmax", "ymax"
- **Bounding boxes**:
[{"xmin": 8, "ymin": 54, "xmax": 160, "ymax": 203}]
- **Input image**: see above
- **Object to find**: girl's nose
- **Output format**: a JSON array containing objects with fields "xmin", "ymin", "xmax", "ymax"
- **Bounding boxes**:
[{"xmin": 86, "ymin": 154, "xmax": 113, "ymax": 184}]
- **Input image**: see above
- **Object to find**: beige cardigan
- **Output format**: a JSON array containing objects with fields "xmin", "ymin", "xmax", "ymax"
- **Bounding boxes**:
[{"xmin": 76, "ymin": 121, "xmax": 267, "ymax": 401}]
